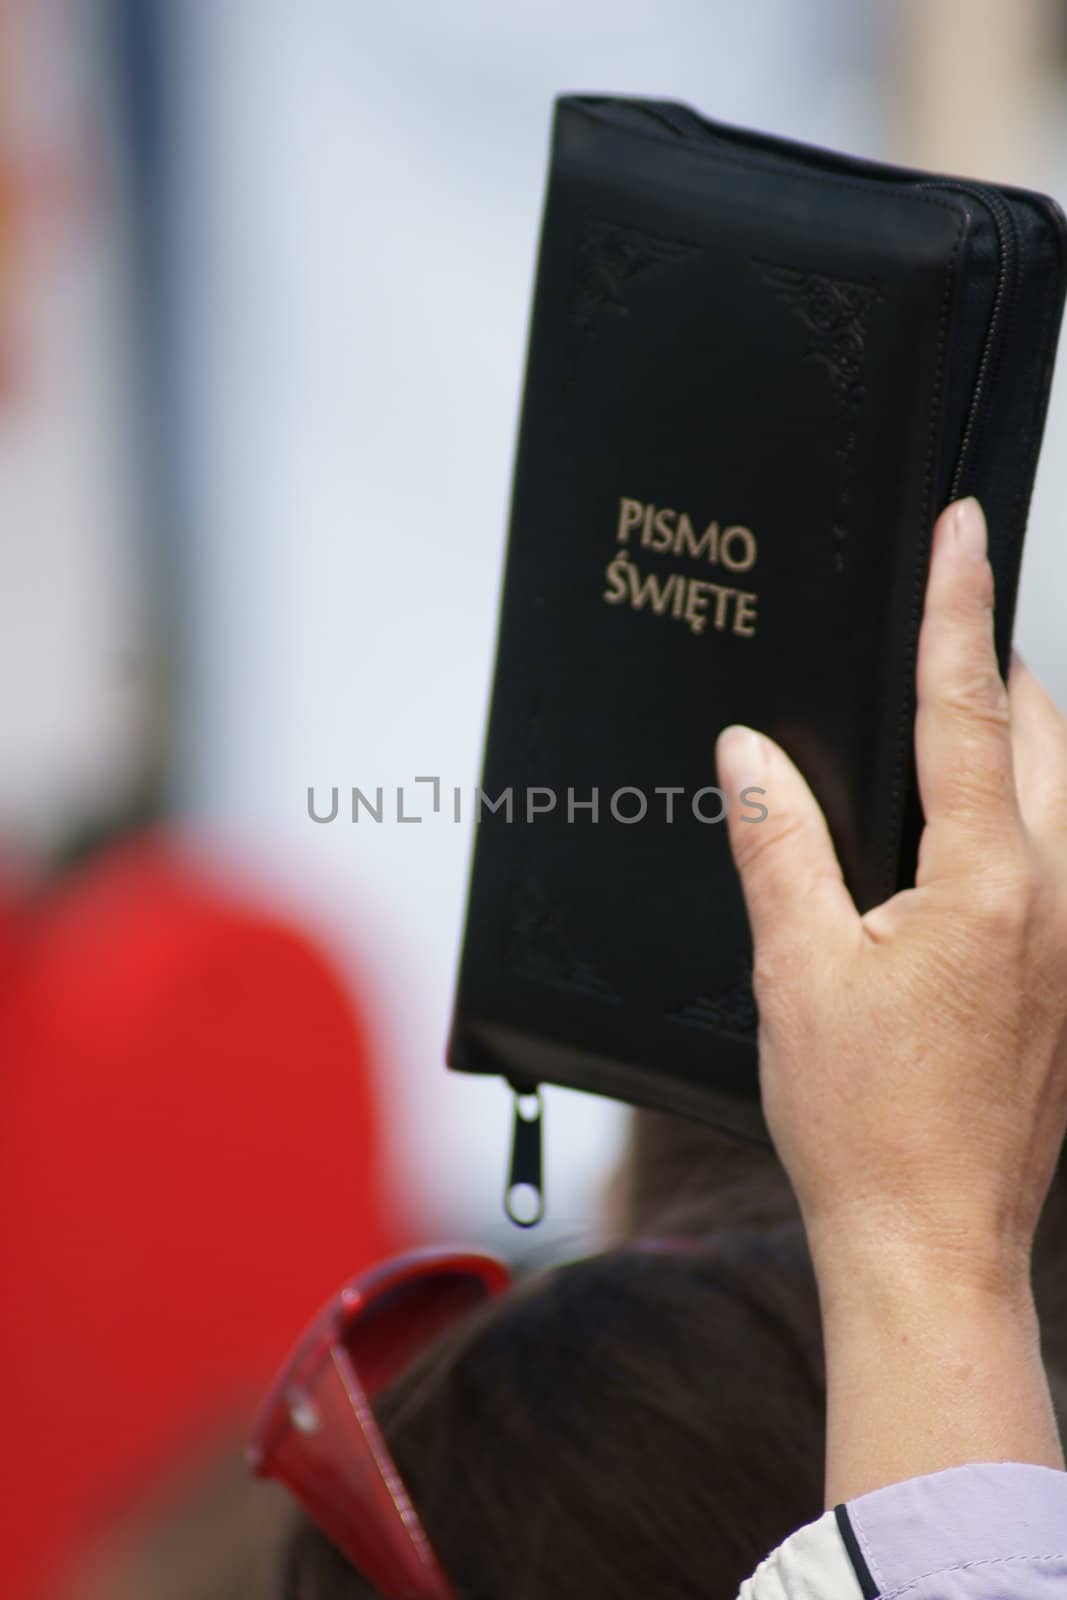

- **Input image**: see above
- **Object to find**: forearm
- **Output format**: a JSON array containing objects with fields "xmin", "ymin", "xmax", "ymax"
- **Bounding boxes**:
[{"xmin": 817, "ymin": 1245, "xmax": 1063, "ymax": 1506}]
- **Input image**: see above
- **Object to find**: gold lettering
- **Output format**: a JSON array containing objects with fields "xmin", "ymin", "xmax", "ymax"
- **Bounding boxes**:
[
  {"xmin": 707, "ymin": 583, "xmax": 735, "ymax": 631},
  {"xmin": 720, "ymin": 525, "xmax": 757, "ymax": 572},
  {"xmin": 616, "ymin": 497, "xmax": 643, "ymax": 544},
  {"xmin": 605, "ymin": 503, "xmax": 759, "ymax": 638},
  {"xmin": 733, "ymin": 590, "xmax": 758, "ymax": 636},
  {"xmin": 629, "ymin": 565, "xmax": 677, "ymax": 615},
  {"xmin": 677, "ymin": 516, "xmax": 719, "ymax": 562},
  {"xmin": 652, "ymin": 506, "xmax": 677, "ymax": 552},
  {"xmin": 603, "ymin": 551, "xmax": 631, "ymax": 603},
  {"xmin": 684, "ymin": 579, "xmax": 710, "ymax": 635}
]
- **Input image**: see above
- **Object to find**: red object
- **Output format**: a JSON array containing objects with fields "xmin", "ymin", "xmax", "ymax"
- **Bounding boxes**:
[
  {"xmin": 251, "ymin": 1248, "xmax": 510, "ymax": 1599},
  {"xmin": 0, "ymin": 834, "xmax": 407, "ymax": 1600}
]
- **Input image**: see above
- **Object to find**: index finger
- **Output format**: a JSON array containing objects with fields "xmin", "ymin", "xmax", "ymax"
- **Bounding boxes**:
[{"xmin": 913, "ymin": 497, "xmax": 1020, "ymax": 879}]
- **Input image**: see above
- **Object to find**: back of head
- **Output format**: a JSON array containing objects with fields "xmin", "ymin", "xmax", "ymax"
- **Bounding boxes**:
[{"xmin": 281, "ymin": 1227, "xmax": 824, "ymax": 1600}]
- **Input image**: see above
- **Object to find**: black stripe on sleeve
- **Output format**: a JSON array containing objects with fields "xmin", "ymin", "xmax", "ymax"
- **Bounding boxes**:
[{"xmin": 834, "ymin": 1503, "xmax": 879, "ymax": 1599}]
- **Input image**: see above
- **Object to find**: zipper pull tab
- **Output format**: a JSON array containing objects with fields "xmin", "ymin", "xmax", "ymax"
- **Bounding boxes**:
[{"xmin": 504, "ymin": 1086, "xmax": 544, "ymax": 1228}]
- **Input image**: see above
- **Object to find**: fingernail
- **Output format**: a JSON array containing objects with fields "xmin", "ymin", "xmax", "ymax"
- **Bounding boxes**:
[
  {"xmin": 950, "ymin": 496, "xmax": 987, "ymax": 562},
  {"xmin": 716, "ymin": 724, "xmax": 765, "ymax": 782}
]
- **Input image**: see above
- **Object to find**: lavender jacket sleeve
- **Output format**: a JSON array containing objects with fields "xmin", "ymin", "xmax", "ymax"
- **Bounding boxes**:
[{"xmin": 737, "ymin": 1464, "xmax": 1067, "ymax": 1598}]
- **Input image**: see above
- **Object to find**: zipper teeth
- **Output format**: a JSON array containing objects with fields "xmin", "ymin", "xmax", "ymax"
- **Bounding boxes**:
[{"xmin": 918, "ymin": 180, "xmax": 1017, "ymax": 500}]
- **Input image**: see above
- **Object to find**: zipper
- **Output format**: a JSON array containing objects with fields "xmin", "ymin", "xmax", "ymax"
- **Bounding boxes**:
[
  {"xmin": 918, "ymin": 180, "xmax": 1019, "ymax": 500},
  {"xmin": 504, "ymin": 1084, "xmax": 544, "ymax": 1228}
]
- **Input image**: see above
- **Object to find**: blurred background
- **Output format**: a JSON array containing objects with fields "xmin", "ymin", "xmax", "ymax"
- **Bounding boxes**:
[{"xmin": 3, "ymin": 1, "xmax": 1067, "ymax": 1595}]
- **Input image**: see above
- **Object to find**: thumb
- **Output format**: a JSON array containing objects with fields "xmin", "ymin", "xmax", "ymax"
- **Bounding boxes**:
[{"xmin": 716, "ymin": 725, "xmax": 858, "ymax": 958}]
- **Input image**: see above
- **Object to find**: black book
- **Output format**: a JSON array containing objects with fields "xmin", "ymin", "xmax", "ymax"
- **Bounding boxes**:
[{"xmin": 448, "ymin": 95, "xmax": 1067, "ymax": 1196}]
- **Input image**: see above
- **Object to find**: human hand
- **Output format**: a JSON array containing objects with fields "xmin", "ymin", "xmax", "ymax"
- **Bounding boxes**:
[
  {"xmin": 717, "ymin": 497, "xmax": 1067, "ymax": 1297},
  {"xmin": 717, "ymin": 496, "xmax": 1067, "ymax": 1498}
]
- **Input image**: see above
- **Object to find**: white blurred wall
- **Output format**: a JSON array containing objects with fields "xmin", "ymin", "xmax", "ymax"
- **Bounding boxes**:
[{"xmin": 0, "ymin": 0, "xmax": 145, "ymax": 857}]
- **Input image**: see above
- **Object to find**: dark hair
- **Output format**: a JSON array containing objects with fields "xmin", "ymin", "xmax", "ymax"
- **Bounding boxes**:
[
  {"xmin": 618, "ymin": 1108, "xmax": 800, "ymax": 1239},
  {"xmin": 281, "ymin": 1220, "xmax": 824, "ymax": 1600}
]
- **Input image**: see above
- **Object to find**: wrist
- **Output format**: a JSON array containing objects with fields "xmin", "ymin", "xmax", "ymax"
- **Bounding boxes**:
[
  {"xmin": 814, "ymin": 1232, "xmax": 1060, "ymax": 1504},
  {"xmin": 807, "ymin": 1215, "xmax": 1034, "ymax": 1319}
]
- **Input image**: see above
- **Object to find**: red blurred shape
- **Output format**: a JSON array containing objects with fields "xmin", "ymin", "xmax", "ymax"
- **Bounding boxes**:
[{"xmin": 0, "ymin": 833, "xmax": 407, "ymax": 1600}]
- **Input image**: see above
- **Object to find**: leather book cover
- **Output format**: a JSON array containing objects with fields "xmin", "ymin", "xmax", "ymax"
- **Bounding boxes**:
[{"xmin": 448, "ymin": 95, "xmax": 1067, "ymax": 1139}]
